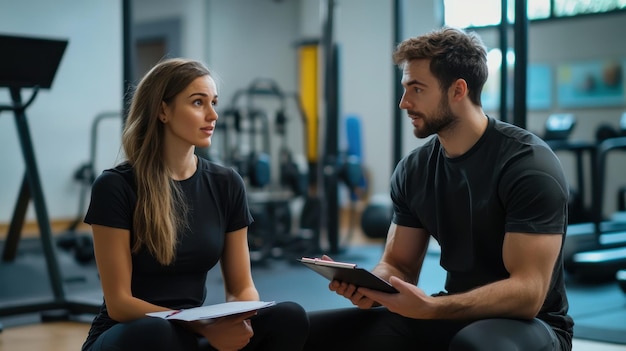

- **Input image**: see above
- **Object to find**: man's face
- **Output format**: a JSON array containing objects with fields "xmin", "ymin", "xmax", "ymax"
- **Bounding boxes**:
[{"xmin": 399, "ymin": 59, "xmax": 457, "ymax": 139}]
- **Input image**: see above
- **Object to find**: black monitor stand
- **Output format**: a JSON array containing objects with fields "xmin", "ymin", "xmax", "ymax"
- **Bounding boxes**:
[{"xmin": 0, "ymin": 34, "xmax": 100, "ymax": 330}]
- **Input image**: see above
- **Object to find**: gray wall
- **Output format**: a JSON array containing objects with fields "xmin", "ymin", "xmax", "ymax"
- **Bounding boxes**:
[
  {"xmin": 0, "ymin": 0, "xmax": 123, "ymax": 223},
  {"xmin": 475, "ymin": 13, "xmax": 626, "ymax": 216},
  {"xmin": 1, "ymin": 0, "xmax": 625, "ymax": 224}
]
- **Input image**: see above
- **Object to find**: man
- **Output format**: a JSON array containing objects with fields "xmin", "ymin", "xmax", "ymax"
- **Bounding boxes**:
[{"xmin": 303, "ymin": 26, "xmax": 574, "ymax": 351}]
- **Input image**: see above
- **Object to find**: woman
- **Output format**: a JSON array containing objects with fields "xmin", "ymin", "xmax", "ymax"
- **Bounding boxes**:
[{"xmin": 81, "ymin": 58, "xmax": 309, "ymax": 351}]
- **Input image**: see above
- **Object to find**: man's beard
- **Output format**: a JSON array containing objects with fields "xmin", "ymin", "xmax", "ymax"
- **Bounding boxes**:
[{"xmin": 413, "ymin": 97, "xmax": 458, "ymax": 139}]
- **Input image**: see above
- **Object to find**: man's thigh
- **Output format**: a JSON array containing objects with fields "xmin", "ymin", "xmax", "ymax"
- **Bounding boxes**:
[
  {"xmin": 305, "ymin": 307, "xmax": 468, "ymax": 351},
  {"xmin": 450, "ymin": 318, "xmax": 560, "ymax": 351}
]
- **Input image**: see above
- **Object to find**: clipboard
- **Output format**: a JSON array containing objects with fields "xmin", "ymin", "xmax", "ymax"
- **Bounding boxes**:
[
  {"xmin": 298, "ymin": 257, "xmax": 398, "ymax": 293},
  {"xmin": 146, "ymin": 301, "xmax": 276, "ymax": 322}
]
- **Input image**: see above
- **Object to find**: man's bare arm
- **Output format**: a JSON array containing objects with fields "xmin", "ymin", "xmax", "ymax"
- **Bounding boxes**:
[
  {"xmin": 361, "ymin": 232, "xmax": 562, "ymax": 320},
  {"xmin": 373, "ymin": 223, "xmax": 430, "ymax": 285}
]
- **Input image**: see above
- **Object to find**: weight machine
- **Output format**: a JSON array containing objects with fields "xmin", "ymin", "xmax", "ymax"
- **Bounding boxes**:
[{"xmin": 217, "ymin": 78, "xmax": 317, "ymax": 264}]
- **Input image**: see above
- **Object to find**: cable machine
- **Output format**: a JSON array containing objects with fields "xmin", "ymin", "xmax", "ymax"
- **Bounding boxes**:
[{"xmin": 217, "ymin": 78, "xmax": 317, "ymax": 263}]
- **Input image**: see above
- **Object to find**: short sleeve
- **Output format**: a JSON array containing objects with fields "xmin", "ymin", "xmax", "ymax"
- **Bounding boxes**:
[
  {"xmin": 500, "ymin": 147, "xmax": 568, "ymax": 234},
  {"xmin": 84, "ymin": 170, "xmax": 135, "ymax": 230},
  {"xmin": 390, "ymin": 157, "xmax": 422, "ymax": 228},
  {"xmin": 224, "ymin": 168, "xmax": 253, "ymax": 233}
]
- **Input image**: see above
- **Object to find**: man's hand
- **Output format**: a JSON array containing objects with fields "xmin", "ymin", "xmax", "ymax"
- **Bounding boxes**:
[
  {"xmin": 321, "ymin": 255, "xmax": 379, "ymax": 309},
  {"xmin": 358, "ymin": 276, "xmax": 434, "ymax": 319},
  {"xmin": 329, "ymin": 279, "xmax": 379, "ymax": 309}
]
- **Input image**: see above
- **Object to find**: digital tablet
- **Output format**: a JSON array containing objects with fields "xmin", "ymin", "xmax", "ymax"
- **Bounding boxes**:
[{"xmin": 298, "ymin": 257, "xmax": 398, "ymax": 293}]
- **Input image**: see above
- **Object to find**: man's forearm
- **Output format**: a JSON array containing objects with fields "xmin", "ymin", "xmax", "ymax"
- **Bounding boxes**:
[{"xmin": 428, "ymin": 276, "xmax": 543, "ymax": 320}]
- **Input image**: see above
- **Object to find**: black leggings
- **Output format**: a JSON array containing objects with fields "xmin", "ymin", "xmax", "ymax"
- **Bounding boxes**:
[
  {"xmin": 84, "ymin": 301, "xmax": 309, "ymax": 351},
  {"xmin": 304, "ymin": 307, "xmax": 568, "ymax": 351}
]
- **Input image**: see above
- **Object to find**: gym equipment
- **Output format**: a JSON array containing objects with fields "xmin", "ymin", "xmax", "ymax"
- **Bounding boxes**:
[
  {"xmin": 543, "ymin": 114, "xmax": 595, "ymax": 224},
  {"xmin": 337, "ymin": 115, "xmax": 367, "ymax": 247},
  {"xmin": 319, "ymin": 2, "xmax": 342, "ymax": 254},
  {"xmin": 223, "ymin": 107, "xmax": 272, "ymax": 189},
  {"xmin": 296, "ymin": 40, "xmax": 320, "ymax": 175},
  {"xmin": 217, "ymin": 78, "xmax": 317, "ymax": 263},
  {"xmin": 564, "ymin": 136, "xmax": 626, "ymax": 281},
  {"xmin": 0, "ymin": 34, "xmax": 100, "ymax": 321},
  {"xmin": 607, "ymin": 113, "xmax": 626, "ymax": 214},
  {"xmin": 618, "ymin": 269, "xmax": 626, "ymax": 293},
  {"xmin": 543, "ymin": 113, "xmax": 576, "ymax": 141},
  {"xmin": 245, "ymin": 109, "xmax": 272, "ymax": 188},
  {"xmin": 339, "ymin": 115, "xmax": 367, "ymax": 197},
  {"xmin": 56, "ymin": 111, "xmax": 122, "ymax": 264},
  {"xmin": 595, "ymin": 123, "xmax": 620, "ymax": 142},
  {"xmin": 220, "ymin": 78, "xmax": 309, "ymax": 191},
  {"xmin": 292, "ymin": 1, "xmax": 350, "ymax": 255},
  {"xmin": 276, "ymin": 107, "xmax": 308, "ymax": 197},
  {"xmin": 217, "ymin": 106, "xmax": 270, "ymax": 189},
  {"xmin": 360, "ymin": 194, "xmax": 392, "ymax": 240}
]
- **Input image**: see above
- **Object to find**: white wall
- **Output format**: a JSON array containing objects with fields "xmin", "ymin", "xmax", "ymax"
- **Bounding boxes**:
[
  {"xmin": 132, "ymin": 0, "xmax": 208, "ymax": 61},
  {"xmin": 1, "ymin": 0, "xmax": 625, "ymax": 225},
  {"xmin": 328, "ymin": 0, "xmax": 437, "ymax": 198},
  {"xmin": 204, "ymin": 0, "xmax": 302, "ymax": 169},
  {"xmin": 0, "ymin": 0, "xmax": 123, "ymax": 223},
  {"xmin": 332, "ymin": 0, "xmax": 394, "ymax": 198}
]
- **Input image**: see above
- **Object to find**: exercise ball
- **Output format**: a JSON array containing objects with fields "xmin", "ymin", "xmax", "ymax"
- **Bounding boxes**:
[{"xmin": 360, "ymin": 194, "xmax": 392, "ymax": 239}]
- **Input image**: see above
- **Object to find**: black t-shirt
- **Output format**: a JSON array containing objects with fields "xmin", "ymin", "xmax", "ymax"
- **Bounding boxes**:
[
  {"xmin": 391, "ymin": 117, "xmax": 574, "ymax": 343},
  {"xmin": 82, "ymin": 157, "xmax": 253, "ymax": 348}
]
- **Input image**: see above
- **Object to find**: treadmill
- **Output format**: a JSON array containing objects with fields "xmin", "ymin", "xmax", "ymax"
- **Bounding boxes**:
[
  {"xmin": 543, "ymin": 114, "xmax": 596, "ymax": 225},
  {"xmin": 564, "ymin": 132, "xmax": 626, "ymax": 281},
  {"xmin": 0, "ymin": 34, "xmax": 101, "ymax": 329},
  {"xmin": 612, "ymin": 113, "xmax": 626, "ymax": 291},
  {"xmin": 539, "ymin": 113, "xmax": 612, "ymax": 271}
]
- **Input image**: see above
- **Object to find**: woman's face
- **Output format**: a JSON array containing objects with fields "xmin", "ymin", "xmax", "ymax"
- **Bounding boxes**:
[{"xmin": 160, "ymin": 75, "xmax": 218, "ymax": 149}]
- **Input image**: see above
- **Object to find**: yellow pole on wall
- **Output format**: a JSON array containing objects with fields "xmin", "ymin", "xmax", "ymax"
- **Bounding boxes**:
[{"xmin": 298, "ymin": 42, "xmax": 319, "ymax": 166}]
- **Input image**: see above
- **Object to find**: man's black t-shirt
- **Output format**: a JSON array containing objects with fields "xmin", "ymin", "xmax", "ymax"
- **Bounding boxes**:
[
  {"xmin": 82, "ymin": 157, "xmax": 253, "ymax": 347},
  {"xmin": 390, "ymin": 117, "xmax": 574, "ymax": 344}
]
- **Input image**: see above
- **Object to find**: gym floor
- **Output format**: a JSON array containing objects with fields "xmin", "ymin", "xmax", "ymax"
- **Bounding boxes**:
[
  {"xmin": 2, "ymin": 321, "xmax": 626, "ymax": 351},
  {"xmin": 1, "ymin": 208, "xmax": 625, "ymax": 351}
]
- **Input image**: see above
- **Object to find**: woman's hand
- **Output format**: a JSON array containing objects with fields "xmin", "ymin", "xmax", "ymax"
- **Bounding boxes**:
[{"xmin": 193, "ymin": 310, "xmax": 256, "ymax": 351}]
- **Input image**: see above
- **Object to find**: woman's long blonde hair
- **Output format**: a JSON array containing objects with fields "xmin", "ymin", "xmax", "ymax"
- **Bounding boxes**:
[{"xmin": 122, "ymin": 58, "xmax": 211, "ymax": 265}]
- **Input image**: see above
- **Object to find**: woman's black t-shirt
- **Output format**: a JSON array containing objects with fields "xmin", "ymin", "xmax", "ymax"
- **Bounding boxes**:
[{"xmin": 82, "ymin": 157, "xmax": 253, "ymax": 349}]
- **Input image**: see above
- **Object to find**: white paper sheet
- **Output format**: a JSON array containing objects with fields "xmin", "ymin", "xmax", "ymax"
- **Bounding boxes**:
[{"xmin": 146, "ymin": 301, "xmax": 276, "ymax": 322}]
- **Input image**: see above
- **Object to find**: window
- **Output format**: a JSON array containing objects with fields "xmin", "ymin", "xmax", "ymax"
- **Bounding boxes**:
[
  {"xmin": 443, "ymin": 0, "xmax": 502, "ymax": 28},
  {"xmin": 554, "ymin": 0, "xmax": 626, "ymax": 17},
  {"xmin": 527, "ymin": 0, "xmax": 550, "ymax": 19},
  {"xmin": 444, "ymin": 0, "xmax": 549, "ymax": 27},
  {"xmin": 444, "ymin": 0, "xmax": 625, "ymax": 28}
]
